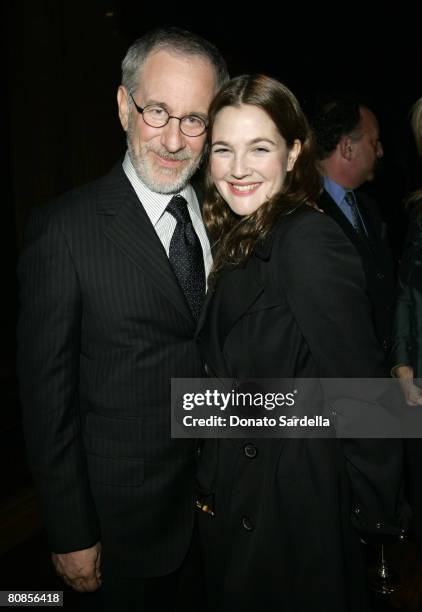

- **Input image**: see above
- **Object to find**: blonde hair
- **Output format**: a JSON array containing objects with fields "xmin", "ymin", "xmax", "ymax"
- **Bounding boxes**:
[
  {"xmin": 405, "ymin": 98, "xmax": 422, "ymax": 213},
  {"xmin": 410, "ymin": 97, "xmax": 422, "ymax": 158}
]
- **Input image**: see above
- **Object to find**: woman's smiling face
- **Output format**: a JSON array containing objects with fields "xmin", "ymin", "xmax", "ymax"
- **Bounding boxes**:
[{"xmin": 210, "ymin": 103, "xmax": 301, "ymax": 216}]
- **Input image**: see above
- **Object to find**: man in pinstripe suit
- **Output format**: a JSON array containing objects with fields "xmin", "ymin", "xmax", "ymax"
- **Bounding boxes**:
[{"xmin": 18, "ymin": 27, "xmax": 228, "ymax": 610}]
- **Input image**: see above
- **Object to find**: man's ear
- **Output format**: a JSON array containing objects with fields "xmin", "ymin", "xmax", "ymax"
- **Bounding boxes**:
[
  {"xmin": 287, "ymin": 139, "xmax": 302, "ymax": 171},
  {"xmin": 339, "ymin": 136, "xmax": 353, "ymax": 161},
  {"xmin": 117, "ymin": 86, "xmax": 129, "ymax": 132}
]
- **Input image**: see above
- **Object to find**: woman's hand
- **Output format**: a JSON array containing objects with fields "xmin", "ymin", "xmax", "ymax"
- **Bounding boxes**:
[{"xmin": 394, "ymin": 365, "xmax": 422, "ymax": 406}]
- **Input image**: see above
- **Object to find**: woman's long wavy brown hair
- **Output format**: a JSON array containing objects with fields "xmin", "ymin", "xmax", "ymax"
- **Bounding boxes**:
[{"xmin": 203, "ymin": 74, "xmax": 322, "ymax": 281}]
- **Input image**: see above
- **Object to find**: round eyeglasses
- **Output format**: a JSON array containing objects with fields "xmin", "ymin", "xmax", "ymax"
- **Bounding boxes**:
[{"xmin": 129, "ymin": 93, "xmax": 208, "ymax": 137}]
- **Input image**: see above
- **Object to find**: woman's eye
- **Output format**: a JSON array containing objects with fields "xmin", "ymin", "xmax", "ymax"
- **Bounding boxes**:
[
  {"xmin": 253, "ymin": 147, "xmax": 270, "ymax": 153},
  {"xmin": 212, "ymin": 147, "xmax": 230, "ymax": 154}
]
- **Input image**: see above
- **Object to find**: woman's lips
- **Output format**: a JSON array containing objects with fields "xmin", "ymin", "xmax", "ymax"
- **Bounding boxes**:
[{"xmin": 228, "ymin": 182, "xmax": 261, "ymax": 196}]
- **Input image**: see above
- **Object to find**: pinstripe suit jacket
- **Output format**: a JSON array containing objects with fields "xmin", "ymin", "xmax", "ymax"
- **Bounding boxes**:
[{"xmin": 17, "ymin": 162, "xmax": 204, "ymax": 577}]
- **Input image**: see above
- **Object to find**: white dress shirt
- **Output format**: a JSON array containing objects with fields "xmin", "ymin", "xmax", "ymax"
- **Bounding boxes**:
[{"xmin": 122, "ymin": 152, "xmax": 212, "ymax": 280}]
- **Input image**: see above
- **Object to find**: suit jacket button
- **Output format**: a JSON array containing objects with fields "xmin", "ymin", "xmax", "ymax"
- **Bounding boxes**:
[
  {"xmin": 376, "ymin": 272, "xmax": 385, "ymax": 279},
  {"xmin": 242, "ymin": 516, "xmax": 254, "ymax": 531},
  {"xmin": 204, "ymin": 363, "xmax": 210, "ymax": 375},
  {"xmin": 244, "ymin": 443, "xmax": 257, "ymax": 459}
]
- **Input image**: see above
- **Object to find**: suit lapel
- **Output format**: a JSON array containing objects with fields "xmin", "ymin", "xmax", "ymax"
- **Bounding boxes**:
[
  {"xmin": 319, "ymin": 190, "xmax": 375, "ymax": 257},
  {"xmin": 196, "ymin": 283, "xmax": 215, "ymax": 337},
  {"xmin": 99, "ymin": 164, "xmax": 193, "ymax": 324},
  {"xmin": 355, "ymin": 192, "xmax": 379, "ymax": 247}
]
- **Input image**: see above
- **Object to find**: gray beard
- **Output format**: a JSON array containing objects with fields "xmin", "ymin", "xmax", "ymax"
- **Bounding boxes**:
[{"xmin": 126, "ymin": 132, "xmax": 204, "ymax": 195}]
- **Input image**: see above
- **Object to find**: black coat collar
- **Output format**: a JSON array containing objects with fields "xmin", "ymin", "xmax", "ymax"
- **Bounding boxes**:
[{"xmin": 196, "ymin": 209, "xmax": 305, "ymax": 343}]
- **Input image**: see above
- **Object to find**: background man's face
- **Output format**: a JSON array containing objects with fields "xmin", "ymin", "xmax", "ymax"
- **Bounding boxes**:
[
  {"xmin": 119, "ymin": 49, "xmax": 217, "ymax": 194},
  {"xmin": 353, "ymin": 106, "xmax": 383, "ymax": 185}
]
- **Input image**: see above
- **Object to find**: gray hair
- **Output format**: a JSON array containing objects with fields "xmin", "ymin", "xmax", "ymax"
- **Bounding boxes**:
[{"xmin": 121, "ymin": 26, "xmax": 229, "ymax": 94}]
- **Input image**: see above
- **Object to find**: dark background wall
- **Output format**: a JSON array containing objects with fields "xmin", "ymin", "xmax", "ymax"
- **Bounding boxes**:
[
  {"xmin": 0, "ymin": 0, "xmax": 420, "ymax": 557},
  {"xmin": 4, "ymin": 3, "xmax": 421, "ymax": 235}
]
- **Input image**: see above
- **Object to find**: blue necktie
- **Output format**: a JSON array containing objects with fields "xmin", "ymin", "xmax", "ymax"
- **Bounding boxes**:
[{"xmin": 344, "ymin": 191, "xmax": 366, "ymax": 240}]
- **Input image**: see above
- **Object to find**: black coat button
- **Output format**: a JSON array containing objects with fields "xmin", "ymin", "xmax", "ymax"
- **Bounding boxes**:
[
  {"xmin": 242, "ymin": 516, "xmax": 254, "ymax": 531},
  {"xmin": 244, "ymin": 443, "xmax": 257, "ymax": 458}
]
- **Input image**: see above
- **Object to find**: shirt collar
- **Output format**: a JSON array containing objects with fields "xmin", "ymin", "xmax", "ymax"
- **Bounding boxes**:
[{"xmin": 323, "ymin": 175, "xmax": 349, "ymax": 207}]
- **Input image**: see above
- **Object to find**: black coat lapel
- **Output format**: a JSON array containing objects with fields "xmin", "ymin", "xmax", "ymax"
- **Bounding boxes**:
[
  {"xmin": 196, "ymin": 222, "xmax": 276, "ymax": 343},
  {"xmin": 99, "ymin": 164, "xmax": 193, "ymax": 324},
  {"xmin": 198, "ymin": 257, "xmax": 265, "ymax": 350}
]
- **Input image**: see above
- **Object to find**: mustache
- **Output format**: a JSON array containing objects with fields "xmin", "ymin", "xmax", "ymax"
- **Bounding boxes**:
[{"xmin": 147, "ymin": 145, "xmax": 193, "ymax": 162}]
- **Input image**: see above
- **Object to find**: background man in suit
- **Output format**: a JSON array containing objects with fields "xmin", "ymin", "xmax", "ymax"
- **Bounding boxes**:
[
  {"xmin": 17, "ymin": 27, "xmax": 228, "ymax": 610},
  {"xmin": 312, "ymin": 97, "xmax": 395, "ymax": 354}
]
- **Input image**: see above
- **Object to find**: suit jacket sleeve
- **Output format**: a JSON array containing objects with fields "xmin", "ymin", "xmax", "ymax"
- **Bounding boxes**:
[
  {"xmin": 277, "ymin": 211, "xmax": 402, "ymax": 533},
  {"xmin": 17, "ymin": 205, "xmax": 100, "ymax": 552}
]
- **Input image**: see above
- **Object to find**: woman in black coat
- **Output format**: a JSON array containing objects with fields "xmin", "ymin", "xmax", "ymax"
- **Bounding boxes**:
[{"xmin": 195, "ymin": 75, "xmax": 402, "ymax": 612}]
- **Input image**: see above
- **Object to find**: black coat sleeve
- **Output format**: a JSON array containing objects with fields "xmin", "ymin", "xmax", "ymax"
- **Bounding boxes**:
[
  {"xmin": 278, "ymin": 211, "xmax": 403, "ymax": 534},
  {"xmin": 17, "ymin": 204, "xmax": 100, "ymax": 552}
]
